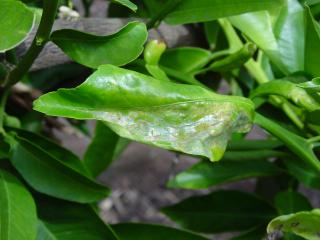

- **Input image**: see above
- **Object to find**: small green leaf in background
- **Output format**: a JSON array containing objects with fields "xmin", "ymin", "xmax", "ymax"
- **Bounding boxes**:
[
  {"xmin": 113, "ymin": 223, "xmax": 209, "ymax": 240},
  {"xmin": 164, "ymin": 0, "xmax": 285, "ymax": 24},
  {"xmin": 112, "ymin": 0, "xmax": 137, "ymax": 12},
  {"xmin": 0, "ymin": 0, "xmax": 34, "ymax": 52},
  {"xmin": 168, "ymin": 159, "xmax": 282, "ymax": 189},
  {"xmin": 275, "ymin": 190, "xmax": 312, "ymax": 215},
  {"xmin": 162, "ymin": 190, "xmax": 276, "ymax": 233},
  {"xmin": 230, "ymin": 225, "xmax": 266, "ymax": 240},
  {"xmin": 50, "ymin": 22, "xmax": 148, "ymax": 68},
  {"xmin": 34, "ymin": 64, "xmax": 254, "ymax": 161},
  {"xmin": 204, "ymin": 21, "xmax": 220, "ymax": 50},
  {"xmin": 36, "ymin": 196, "xmax": 119, "ymax": 240},
  {"xmin": 8, "ymin": 134, "xmax": 109, "ymax": 203},
  {"xmin": 84, "ymin": 121, "xmax": 129, "ymax": 177},
  {"xmin": 267, "ymin": 209, "xmax": 320, "ymax": 240},
  {"xmin": 0, "ymin": 169, "xmax": 37, "ymax": 240}
]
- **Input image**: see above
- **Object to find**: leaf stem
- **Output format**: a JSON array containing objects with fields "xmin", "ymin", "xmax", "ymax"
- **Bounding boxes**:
[
  {"xmin": 4, "ymin": 0, "xmax": 59, "ymax": 88},
  {"xmin": 0, "ymin": 88, "xmax": 10, "ymax": 134},
  {"xmin": 146, "ymin": 0, "xmax": 182, "ymax": 29}
]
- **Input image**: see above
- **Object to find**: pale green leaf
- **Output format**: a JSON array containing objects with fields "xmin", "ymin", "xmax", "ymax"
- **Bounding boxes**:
[{"xmin": 34, "ymin": 65, "xmax": 254, "ymax": 161}]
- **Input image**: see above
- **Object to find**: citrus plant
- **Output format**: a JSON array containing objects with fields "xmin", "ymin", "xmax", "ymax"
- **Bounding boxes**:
[{"xmin": 1, "ymin": 0, "xmax": 320, "ymax": 239}]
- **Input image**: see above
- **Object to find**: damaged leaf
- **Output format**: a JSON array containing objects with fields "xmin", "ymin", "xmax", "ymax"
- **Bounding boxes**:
[{"xmin": 33, "ymin": 65, "xmax": 254, "ymax": 161}]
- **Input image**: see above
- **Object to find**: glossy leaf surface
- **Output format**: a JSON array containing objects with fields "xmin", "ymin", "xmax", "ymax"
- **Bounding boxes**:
[
  {"xmin": 9, "ymin": 135, "xmax": 109, "ymax": 203},
  {"xmin": 51, "ymin": 22, "xmax": 147, "ymax": 68},
  {"xmin": 162, "ymin": 190, "xmax": 276, "ymax": 233},
  {"xmin": 34, "ymin": 65, "xmax": 254, "ymax": 161},
  {"xmin": 113, "ymin": 223, "xmax": 209, "ymax": 240},
  {"xmin": 164, "ymin": 0, "xmax": 285, "ymax": 24},
  {"xmin": 267, "ymin": 209, "xmax": 320, "ymax": 240},
  {"xmin": 0, "ymin": 170, "xmax": 37, "ymax": 240},
  {"xmin": 0, "ymin": 0, "xmax": 34, "ymax": 52},
  {"xmin": 275, "ymin": 190, "xmax": 312, "ymax": 215},
  {"xmin": 113, "ymin": 0, "xmax": 137, "ymax": 11},
  {"xmin": 168, "ymin": 160, "xmax": 282, "ymax": 189}
]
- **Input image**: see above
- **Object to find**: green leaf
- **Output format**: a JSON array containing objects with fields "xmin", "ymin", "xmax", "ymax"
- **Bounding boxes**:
[
  {"xmin": 275, "ymin": 190, "xmax": 312, "ymax": 215},
  {"xmin": 84, "ymin": 121, "xmax": 129, "ymax": 177},
  {"xmin": 267, "ymin": 209, "xmax": 320, "ymax": 240},
  {"xmin": 254, "ymin": 113, "xmax": 320, "ymax": 172},
  {"xmin": 160, "ymin": 47, "xmax": 212, "ymax": 73},
  {"xmin": 164, "ymin": 0, "xmax": 285, "ymax": 24},
  {"xmin": 112, "ymin": 0, "xmax": 137, "ymax": 12},
  {"xmin": 305, "ymin": 5, "xmax": 320, "ymax": 77},
  {"xmin": 34, "ymin": 64, "xmax": 254, "ymax": 162},
  {"xmin": 250, "ymin": 80, "xmax": 320, "ymax": 111},
  {"xmin": 0, "ymin": 169, "xmax": 37, "ymax": 240},
  {"xmin": 10, "ymin": 128, "xmax": 91, "ymax": 177},
  {"xmin": 162, "ymin": 190, "xmax": 276, "ymax": 233},
  {"xmin": 0, "ymin": 0, "xmax": 34, "ymax": 52},
  {"xmin": 168, "ymin": 159, "xmax": 282, "ymax": 189},
  {"xmin": 36, "ymin": 197, "xmax": 119, "ymax": 240},
  {"xmin": 8, "ymin": 134, "xmax": 109, "ymax": 203},
  {"xmin": 50, "ymin": 22, "xmax": 148, "ymax": 68},
  {"xmin": 112, "ymin": 223, "xmax": 209, "ymax": 240},
  {"xmin": 230, "ymin": 225, "xmax": 266, "ymax": 240}
]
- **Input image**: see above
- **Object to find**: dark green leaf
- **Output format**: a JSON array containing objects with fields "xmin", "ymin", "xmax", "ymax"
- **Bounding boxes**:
[
  {"xmin": 162, "ymin": 190, "xmax": 276, "ymax": 233},
  {"xmin": 37, "ymin": 197, "xmax": 119, "ymax": 240},
  {"xmin": 168, "ymin": 160, "xmax": 282, "ymax": 189},
  {"xmin": 51, "ymin": 22, "xmax": 147, "ymax": 68},
  {"xmin": 34, "ymin": 64, "xmax": 254, "ymax": 162},
  {"xmin": 0, "ymin": 169, "xmax": 37, "ymax": 240},
  {"xmin": 164, "ymin": 0, "xmax": 285, "ymax": 24},
  {"xmin": 267, "ymin": 209, "xmax": 320, "ymax": 239},
  {"xmin": 8, "ymin": 134, "xmax": 109, "ymax": 203},
  {"xmin": 113, "ymin": 223, "xmax": 209, "ymax": 240},
  {"xmin": 230, "ymin": 225, "xmax": 266, "ymax": 240},
  {"xmin": 84, "ymin": 121, "xmax": 129, "ymax": 177},
  {"xmin": 0, "ymin": 0, "xmax": 34, "ymax": 52},
  {"xmin": 275, "ymin": 190, "xmax": 312, "ymax": 215}
]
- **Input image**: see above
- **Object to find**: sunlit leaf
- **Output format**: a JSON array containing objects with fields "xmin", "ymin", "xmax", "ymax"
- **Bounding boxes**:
[
  {"xmin": 34, "ymin": 65, "xmax": 254, "ymax": 161},
  {"xmin": 112, "ymin": 0, "xmax": 137, "ymax": 12}
]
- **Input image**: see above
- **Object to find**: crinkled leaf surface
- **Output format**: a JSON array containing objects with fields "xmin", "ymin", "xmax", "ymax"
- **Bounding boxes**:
[
  {"xmin": 34, "ymin": 65, "xmax": 254, "ymax": 161},
  {"xmin": 50, "ymin": 22, "xmax": 147, "ymax": 68},
  {"xmin": 0, "ymin": 0, "xmax": 34, "ymax": 52},
  {"xmin": 164, "ymin": 0, "xmax": 285, "ymax": 24},
  {"xmin": 267, "ymin": 209, "xmax": 320, "ymax": 240},
  {"xmin": 112, "ymin": 223, "xmax": 209, "ymax": 240},
  {"xmin": 113, "ymin": 0, "xmax": 137, "ymax": 11},
  {"xmin": 0, "ymin": 170, "xmax": 37, "ymax": 240}
]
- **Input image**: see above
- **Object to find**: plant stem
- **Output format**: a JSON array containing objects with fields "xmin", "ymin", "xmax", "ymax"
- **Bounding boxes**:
[
  {"xmin": 0, "ymin": 89, "xmax": 10, "ymax": 134},
  {"xmin": 146, "ymin": 0, "xmax": 182, "ymax": 29},
  {"xmin": 5, "ymin": 0, "xmax": 59, "ymax": 88},
  {"xmin": 82, "ymin": 0, "xmax": 92, "ymax": 17}
]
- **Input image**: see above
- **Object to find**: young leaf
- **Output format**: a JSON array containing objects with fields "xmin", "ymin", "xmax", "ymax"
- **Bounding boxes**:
[
  {"xmin": 254, "ymin": 113, "xmax": 320, "ymax": 172},
  {"xmin": 112, "ymin": 0, "xmax": 137, "ymax": 12},
  {"xmin": 0, "ymin": 169, "xmax": 37, "ymax": 240},
  {"xmin": 164, "ymin": 0, "xmax": 285, "ymax": 24},
  {"xmin": 0, "ymin": 0, "xmax": 35, "ymax": 52},
  {"xmin": 36, "ymin": 197, "xmax": 119, "ymax": 240},
  {"xmin": 34, "ymin": 64, "xmax": 254, "ymax": 162},
  {"xmin": 50, "ymin": 22, "xmax": 148, "ymax": 68},
  {"xmin": 267, "ymin": 209, "xmax": 320, "ymax": 240},
  {"xmin": 84, "ymin": 121, "xmax": 129, "ymax": 177},
  {"xmin": 162, "ymin": 190, "xmax": 276, "ymax": 233},
  {"xmin": 275, "ymin": 190, "xmax": 312, "ymax": 215},
  {"xmin": 8, "ymin": 134, "xmax": 110, "ymax": 203},
  {"xmin": 112, "ymin": 223, "xmax": 209, "ymax": 240},
  {"xmin": 168, "ymin": 159, "xmax": 282, "ymax": 189},
  {"xmin": 250, "ymin": 80, "xmax": 320, "ymax": 111}
]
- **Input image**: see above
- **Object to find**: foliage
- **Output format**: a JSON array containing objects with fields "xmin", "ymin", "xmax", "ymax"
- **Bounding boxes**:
[{"xmin": 1, "ymin": 0, "xmax": 320, "ymax": 239}]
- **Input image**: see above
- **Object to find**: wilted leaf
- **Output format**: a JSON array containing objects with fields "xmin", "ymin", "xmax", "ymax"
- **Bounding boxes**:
[{"xmin": 34, "ymin": 65, "xmax": 254, "ymax": 161}]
